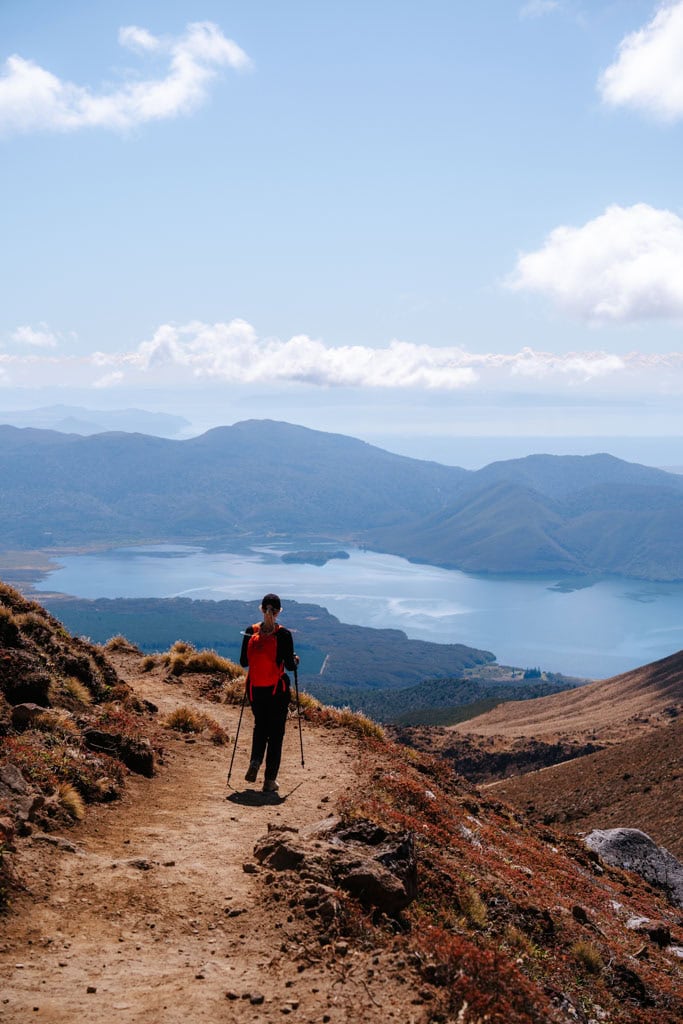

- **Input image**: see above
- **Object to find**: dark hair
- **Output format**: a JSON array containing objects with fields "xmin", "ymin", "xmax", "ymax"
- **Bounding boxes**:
[{"xmin": 261, "ymin": 593, "xmax": 281, "ymax": 612}]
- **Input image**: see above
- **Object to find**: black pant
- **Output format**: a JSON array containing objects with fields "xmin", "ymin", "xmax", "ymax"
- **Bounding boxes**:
[{"xmin": 248, "ymin": 687, "xmax": 290, "ymax": 780}]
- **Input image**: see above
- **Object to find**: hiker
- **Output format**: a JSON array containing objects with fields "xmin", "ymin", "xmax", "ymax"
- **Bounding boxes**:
[{"xmin": 240, "ymin": 593, "xmax": 299, "ymax": 792}]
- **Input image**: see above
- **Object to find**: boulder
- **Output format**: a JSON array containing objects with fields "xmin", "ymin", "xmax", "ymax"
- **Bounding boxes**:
[
  {"xmin": 10, "ymin": 703, "xmax": 47, "ymax": 730},
  {"xmin": 0, "ymin": 764, "xmax": 44, "ymax": 825},
  {"xmin": 83, "ymin": 728, "xmax": 155, "ymax": 777},
  {"xmin": 584, "ymin": 828, "xmax": 683, "ymax": 909},
  {"xmin": 253, "ymin": 818, "xmax": 417, "ymax": 916}
]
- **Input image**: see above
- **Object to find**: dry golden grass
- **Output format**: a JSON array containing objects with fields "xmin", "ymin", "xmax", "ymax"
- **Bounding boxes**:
[
  {"xmin": 164, "ymin": 706, "xmax": 206, "ymax": 733},
  {"xmin": 164, "ymin": 705, "xmax": 227, "ymax": 742},
  {"xmin": 64, "ymin": 677, "xmax": 93, "ymax": 704},
  {"xmin": 161, "ymin": 641, "xmax": 242, "ymax": 679},
  {"xmin": 223, "ymin": 674, "xmax": 247, "ymax": 704},
  {"xmin": 140, "ymin": 655, "xmax": 158, "ymax": 672},
  {"xmin": 104, "ymin": 634, "xmax": 142, "ymax": 654},
  {"xmin": 299, "ymin": 696, "xmax": 386, "ymax": 742},
  {"xmin": 460, "ymin": 887, "xmax": 488, "ymax": 930},
  {"xmin": 571, "ymin": 940, "xmax": 602, "ymax": 975},
  {"xmin": 58, "ymin": 782, "xmax": 85, "ymax": 821},
  {"xmin": 35, "ymin": 709, "xmax": 79, "ymax": 737},
  {"xmin": 504, "ymin": 925, "xmax": 533, "ymax": 955}
]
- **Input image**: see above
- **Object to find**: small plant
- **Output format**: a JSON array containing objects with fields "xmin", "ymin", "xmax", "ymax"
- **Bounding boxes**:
[
  {"xmin": 207, "ymin": 722, "xmax": 230, "ymax": 745},
  {"xmin": 165, "ymin": 706, "xmax": 207, "ymax": 733},
  {"xmin": 140, "ymin": 655, "xmax": 158, "ymax": 672},
  {"xmin": 504, "ymin": 924, "xmax": 533, "ymax": 955},
  {"xmin": 170, "ymin": 640, "xmax": 193, "ymax": 655},
  {"xmin": 460, "ymin": 886, "xmax": 488, "ymax": 930},
  {"xmin": 58, "ymin": 782, "xmax": 85, "ymax": 821},
  {"xmin": 223, "ymin": 674, "xmax": 247, "ymax": 704},
  {"xmin": 571, "ymin": 939, "xmax": 602, "ymax": 975},
  {"xmin": 104, "ymin": 635, "xmax": 142, "ymax": 654},
  {"xmin": 64, "ymin": 677, "xmax": 93, "ymax": 704},
  {"xmin": 301, "ymin": 699, "xmax": 386, "ymax": 741},
  {"xmin": 171, "ymin": 649, "xmax": 242, "ymax": 677},
  {"xmin": 35, "ymin": 709, "xmax": 79, "ymax": 737}
]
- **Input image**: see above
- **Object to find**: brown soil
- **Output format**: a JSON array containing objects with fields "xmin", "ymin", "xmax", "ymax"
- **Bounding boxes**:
[{"xmin": 0, "ymin": 652, "xmax": 429, "ymax": 1024}]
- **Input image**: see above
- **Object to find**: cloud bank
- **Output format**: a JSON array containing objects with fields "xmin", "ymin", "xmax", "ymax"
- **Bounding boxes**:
[
  {"xmin": 3, "ymin": 319, "xmax": 681, "ymax": 396},
  {"xmin": 599, "ymin": 1, "xmax": 683, "ymax": 120},
  {"xmin": 0, "ymin": 22, "xmax": 250, "ymax": 135},
  {"xmin": 508, "ymin": 203, "xmax": 683, "ymax": 322}
]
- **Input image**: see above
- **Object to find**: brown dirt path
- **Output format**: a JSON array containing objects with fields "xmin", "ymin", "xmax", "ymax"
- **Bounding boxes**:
[{"xmin": 0, "ymin": 658, "xmax": 428, "ymax": 1023}]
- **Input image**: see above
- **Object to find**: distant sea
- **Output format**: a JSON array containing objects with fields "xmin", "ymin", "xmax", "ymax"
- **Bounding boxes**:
[{"xmin": 35, "ymin": 545, "xmax": 683, "ymax": 680}]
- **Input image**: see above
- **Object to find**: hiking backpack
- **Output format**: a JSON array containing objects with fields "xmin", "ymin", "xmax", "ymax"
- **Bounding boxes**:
[{"xmin": 247, "ymin": 623, "xmax": 285, "ymax": 695}]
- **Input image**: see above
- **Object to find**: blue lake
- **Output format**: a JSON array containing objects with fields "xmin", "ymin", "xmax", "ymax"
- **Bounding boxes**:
[{"xmin": 35, "ymin": 545, "xmax": 683, "ymax": 680}]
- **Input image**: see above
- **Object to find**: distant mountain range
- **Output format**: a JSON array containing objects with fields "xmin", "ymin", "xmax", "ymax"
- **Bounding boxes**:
[
  {"xmin": 2, "ymin": 418, "xmax": 683, "ymax": 580},
  {"xmin": 0, "ymin": 404, "xmax": 189, "ymax": 437}
]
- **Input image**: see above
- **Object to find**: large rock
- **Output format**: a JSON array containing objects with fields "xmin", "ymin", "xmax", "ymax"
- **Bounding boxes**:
[
  {"xmin": 585, "ymin": 828, "xmax": 683, "ymax": 909},
  {"xmin": 10, "ymin": 703, "xmax": 47, "ymax": 730},
  {"xmin": 253, "ymin": 818, "xmax": 417, "ymax": 916},
  {"xmin": 83, "ymin": 727, "xmax": 155, "ymax": 777},
  {"xmin": 0, "ymin": 764, "xmax": 44, "ymax": 825}
]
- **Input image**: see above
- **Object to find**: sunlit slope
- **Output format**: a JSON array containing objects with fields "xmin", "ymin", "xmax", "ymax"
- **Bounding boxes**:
[{"xmin": 451, "ymin": 649, "xmax": 683, "ymax": 741}]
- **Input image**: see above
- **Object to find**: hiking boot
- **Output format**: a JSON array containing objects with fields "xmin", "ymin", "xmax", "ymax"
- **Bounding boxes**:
[
  {"xmin": 244, "ymin": 761, "xmax": 259, "ymax": 783},
  {"xmin": 262, "ymin": 778, "xmax": 279, "ymax": 793}
]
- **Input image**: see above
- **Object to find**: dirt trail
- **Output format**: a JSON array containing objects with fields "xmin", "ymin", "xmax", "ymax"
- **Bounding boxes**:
[{"xmin": 0, "ymin": 660, "xmax": 427, "ymax": 1023}]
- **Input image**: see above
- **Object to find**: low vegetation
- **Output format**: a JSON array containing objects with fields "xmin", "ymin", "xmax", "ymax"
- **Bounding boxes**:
[
  {"xmin": 335, "ymin": 733, "xmax": 683, "ymax": 1023},
  {"xmin": 0, "ymin": 581, "xmax": 157, "ymax": 902},
  {"xmin": 164, "ymin": 705, "xmax": 229, "ymax": 744}
]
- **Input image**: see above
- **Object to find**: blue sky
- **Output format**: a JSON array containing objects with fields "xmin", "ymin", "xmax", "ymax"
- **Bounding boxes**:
[{"xmin": 1, "ymin": 1, "xmax": 682, "ymax": 460}]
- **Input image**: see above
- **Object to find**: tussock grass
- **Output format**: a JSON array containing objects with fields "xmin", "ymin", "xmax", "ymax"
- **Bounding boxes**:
[
  {"xmin": 104, "ymin": 635, "xmax": 142, "ymax": 655},
  {"xmin": 571, "ymin": 939, "xmax": 602, "ymax": 975},
  {"xmin": 139, "ymin": 655, "xmax": 158, "ymax": 672},
  {"xmin": 58, "ymin": 782, "xmax": 85, "ymax": 821},
  {"xmin": 35, "ymin": 709, "xmax": 79, "ymax": 737},
  {"xmin": 299, "ymin": 695, "xmax": 386, "ymax": 741},
  {"xmin": 504, "ymin": 924, "xmax": 533, "ymax": 955},
  {"xmin": 64, "ymin": 677, "xmax": 93, "ymax": 704},
  {"xmin": 169, "ymin": 640, "xmax": 193, "ymax": 655},
  {"xmin": 460, "ymin": 887, "xmax": 488, "ymax": 930},
  {"xmin": 223, "ymin": 674, "xmax": 247, "ymax": 704},
  {"xmin": 164, "ymin": 705, "xmax": 227, "ymax": 740},
  {"xmin": 161, "ymin": 641, "xmax": 243, "ymax": 679}
]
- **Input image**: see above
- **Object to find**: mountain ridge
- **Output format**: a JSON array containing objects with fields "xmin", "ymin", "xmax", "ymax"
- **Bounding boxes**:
[{"xmin": 2, "ymin": 419, "xmax": 683, "ymax": 579}]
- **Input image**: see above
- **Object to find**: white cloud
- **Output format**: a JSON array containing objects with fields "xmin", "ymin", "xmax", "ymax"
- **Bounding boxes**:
[
  {"xmin": 10, "ymin": 323, "xmax": 59, "ymax": 347},
  {"xmin": 3, "ymin": 319, "xmax": 683, "ymax": 395},
  {"xmin": 0, "ymin": 21, "xmax": 251, "ymax": 135},
  {"xmin": 507, "ymin": 203, "xmax": 683, "ymax": 322},
  {"xmin": 125, "ymin": 319, "xmax": 479, "ymax": 389},
  {"xmin": 519, "ymin": 1, "xmax": 561, "ymax": 19},
  {"xmin": 599, "ymin": 1, "xmax": 683, "ymax": 120}
]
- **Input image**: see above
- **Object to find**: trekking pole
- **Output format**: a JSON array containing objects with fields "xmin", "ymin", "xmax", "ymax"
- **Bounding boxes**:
[
  {"xmin": 227, "ymin": 684, "xmax": 248, "ymax": 786},
  {"xmin": 294, "ymin": 665, "xmax": 305, "ymax": 767}
]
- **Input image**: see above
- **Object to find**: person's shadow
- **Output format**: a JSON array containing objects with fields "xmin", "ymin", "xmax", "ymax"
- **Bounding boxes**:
[
  {"xmin": 226, "ymin": 788, "xmax": 283, "ymax": 806},
  {"xmin": 225, "ymin": 781, "xmax": 303, "ymax": 806}
]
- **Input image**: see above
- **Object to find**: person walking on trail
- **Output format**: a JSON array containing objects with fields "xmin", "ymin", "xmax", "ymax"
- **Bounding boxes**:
[{"xmin": 240, "ymin": 593, "xmax": 299, "ymax": 793}]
